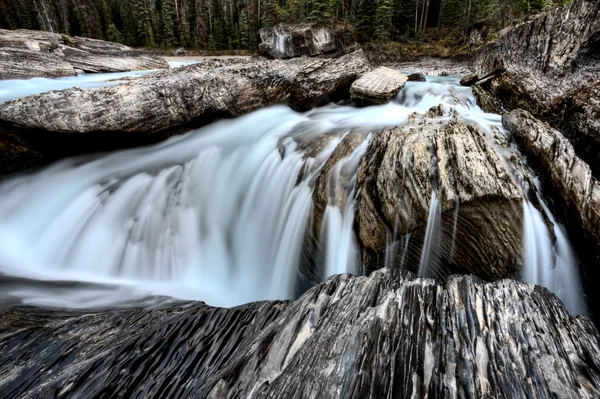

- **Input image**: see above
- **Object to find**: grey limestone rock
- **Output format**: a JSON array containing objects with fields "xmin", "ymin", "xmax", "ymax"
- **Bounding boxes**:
[{"xmin": 350, "ymin": 66, "xmax": 408, "ymax": 105}]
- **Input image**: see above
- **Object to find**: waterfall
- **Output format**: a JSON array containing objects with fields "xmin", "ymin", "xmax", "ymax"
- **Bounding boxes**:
[
  {"xmin": 320, "ymin": 138, "xmax": 370, "ymax": 278},
  {"xmin": 0, "ymin": 74, "xmax": 590, "ymax": 315},
  {"xmin": 418, "ymin": 191, "xmax": 442, "ymax": 278}
]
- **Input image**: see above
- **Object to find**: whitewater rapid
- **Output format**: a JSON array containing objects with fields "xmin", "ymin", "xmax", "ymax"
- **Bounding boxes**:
[{"xmin": 0, "ymin": 73, "xmax": 587, "ymax": 314}]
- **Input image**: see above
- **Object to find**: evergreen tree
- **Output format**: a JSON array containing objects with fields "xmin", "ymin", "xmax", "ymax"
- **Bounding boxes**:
[
  {"xmin": 161, "ymin": 0, "xmax": 176, "ymax": 47},
  {"xmin": 375, "ymin": 0, "xmax": 394, "ymax": 42},
  {"xmin": 239, "ymin": 9, "xmax": 249, "ymax": 48},
  {"xmin": 355, "ymin": 0, "xmax": 376, "ymax": 42},
  {"xmin": 133, "ymin": 0, "xmax": 155, "ymax": 46},
  {"xmin": 263, "ymin": 0, "xmax": 285, "ymax": 27},
  {"xmin": 308, "ymin": 0, "xmax": 333, "ymax": 25}
]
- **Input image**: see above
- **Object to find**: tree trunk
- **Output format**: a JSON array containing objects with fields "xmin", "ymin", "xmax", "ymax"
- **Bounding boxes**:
[{"xmin": 423, "ymin": 0, "xmax": 430, "ymax": 34}]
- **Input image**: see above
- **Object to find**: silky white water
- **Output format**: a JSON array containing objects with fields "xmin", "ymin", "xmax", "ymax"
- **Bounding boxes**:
[
  {"xmin": 0, "ymin": 73, "xmax": 587, "ymax": 314},
  {"xmin": 0, "ymin": 59, "xmax": 195, "ymax": 104}
]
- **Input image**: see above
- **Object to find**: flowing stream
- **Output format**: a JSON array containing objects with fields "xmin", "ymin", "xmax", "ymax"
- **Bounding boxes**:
[{"xmin": 0, "ymin": 72, "xmax": 587, "ymax": 314}]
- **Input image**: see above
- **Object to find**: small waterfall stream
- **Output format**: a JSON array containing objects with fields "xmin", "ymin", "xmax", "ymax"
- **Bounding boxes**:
[{"xmin": 0, "ymin": 74, "xmax": 588, "ymax": 314}]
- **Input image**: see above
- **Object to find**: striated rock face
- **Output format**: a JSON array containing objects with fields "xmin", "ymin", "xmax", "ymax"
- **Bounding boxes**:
[
  {"xmin": 0, "ymin": 51, "xmax": 370, "ymax": 135},
  {"xmin": 503, "ymin": 109, "xmax": 600, "ymax": 315},
  {"xmin": 258, "ymin": 24, "xmax": 354, "ymax": 59},
  {"xmin": 472, "ymin": 0, "xmax": 600, "ymax": 175},
  {"xmin": 350, "ymin": 67, "xmax": 408, "ymax": 105},
  {"xmin": 0, "ymin": 29, "xmax": 168, "ymax": 80},
  {"xmin": 1, "ymin": 269, "xmax": 599, "ymax": 398},
  {"xmin": 355, "ymin": 113, "xmax": 525, "ymax": 280}
]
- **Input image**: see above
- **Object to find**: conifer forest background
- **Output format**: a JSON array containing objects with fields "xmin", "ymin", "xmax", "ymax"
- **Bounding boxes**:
[{"xmin": 0, "ymin": 0, "xmax": 574, "ymax": 52}]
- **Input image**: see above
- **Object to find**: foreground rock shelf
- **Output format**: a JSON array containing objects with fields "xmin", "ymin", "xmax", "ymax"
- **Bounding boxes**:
[
  {"xmin": 0, "ymin": 269, "xmax": 598, "ymax": 398},
  {"xmin": 0, "ymin": 29, "xmax": 168, "ymax": 80}
]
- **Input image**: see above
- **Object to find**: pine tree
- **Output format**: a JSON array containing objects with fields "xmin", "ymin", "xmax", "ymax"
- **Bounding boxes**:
[
  {"xmin": 355, "ymin": 0, "xmax": 376, "ymax": 43},
  {"xmin": 309, "ymin": 0, "xmax": 333, "ymax": 26},
  {"xmin": 239, "ymin": 9, "xmax": 249, "ymax": 48},
  {"xmin": 263, "ymin": 0, "xmax": 285, "ymax": 27},
  {"xmin": 375, "ymin": 0, "xmax": 394, "ymax": 41},
  {"xmin": 286, "ymin": 0, "xmax": 305, "ymax": 22},
  {"xmin": 161, "ymin": 0, "xmax": 176, "ymax": 47},
  {"xmin": 133, "ymin": 0, "xmax": 156, "ymax": 46}
]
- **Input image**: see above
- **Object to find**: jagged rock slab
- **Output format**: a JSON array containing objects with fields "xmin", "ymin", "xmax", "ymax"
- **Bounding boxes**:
[
  {"xmin": 355, "ymin": 112, "xmax": 526, "ymax": 280},
  {"xmin": 258, "ymin": 24, "xmax": 354, "ymax": 59},
  {"xmin": 472, "ymin": 0, "xmax": 600, "ymax": 174},
  {"xmin": 350, "ymin": 67, "xmax": 408, "ymax": 105},
  {"xmin": 1, "ymin": 269, "xmax": 599, "ymax": 398},
  {"xmin": 0, "ymin": 29, "xmax": 168, "ymax": 80},
  {"xmin": 0, "ymin": 50, "xmax": 370, "ymax": 135}
]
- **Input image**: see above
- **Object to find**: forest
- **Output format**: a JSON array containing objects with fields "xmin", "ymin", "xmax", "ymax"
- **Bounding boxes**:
[{"xmin": 0, "ymin": 0, "xmax": 574, "ymax": 51}]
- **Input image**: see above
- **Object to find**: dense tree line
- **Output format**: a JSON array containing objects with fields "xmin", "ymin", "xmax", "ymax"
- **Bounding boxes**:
[{"xmin": 0, "ymin": 0, "xmax": 574, "ymax": 50}]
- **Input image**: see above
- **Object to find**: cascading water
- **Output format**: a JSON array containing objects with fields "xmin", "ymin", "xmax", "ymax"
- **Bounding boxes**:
[{"xmin": 0, "ymin": 73, "xmax": 588, "ymax": 315}]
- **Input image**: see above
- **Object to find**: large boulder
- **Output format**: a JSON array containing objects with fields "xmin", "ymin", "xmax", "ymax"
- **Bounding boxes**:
[
  {"xmin": 1, "ymin": 269, "xmax": 599, "ymax": 398},
  {"xmin": 258, "ymin": 24, "xmax": 354, "ymax": 59},
  {"xmin": 472, "ymin": 0, "xmax": 600, "ymax": 175},
  {"xmin": 350, "ymin": 67, "xmax": 408, "ymax": 105},
  {"xmin": 355, "ymin": 112, "xmax": 526, "ymax": 280},
  {"xmin": 0, "ymin": 29, "xmax": 169, "ymax": 80}
]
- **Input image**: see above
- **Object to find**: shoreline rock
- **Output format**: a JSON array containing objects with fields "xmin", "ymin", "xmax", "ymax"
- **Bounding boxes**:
[
  {"xmin": 0, "ymin": 51, "xmax": 371, "ymax": 176},
  {"xmin": 1, "ymin": 269, "xmax": 598, "ymax": 398},
  {"xmin": 0, "ymin": 29, "xmax": 169, "ymax": 80},
  {"xmin": 472, "ymin": 0, "xmax": 600, "ymax": 176}
]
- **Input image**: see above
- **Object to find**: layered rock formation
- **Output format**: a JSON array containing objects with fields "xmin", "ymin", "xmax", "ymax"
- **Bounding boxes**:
[
  {"xmin": 0, "ymin": 51, "xmax": 370, "ymax": 135},
  {"xmin": 0, "ymin": 51, "xmax": 370, "ymax": 176},
  {"xmin": 503, "ymin": 109, "xmax": 600, "ymax": 316},
  {"xmin": 0, "ymin": 29, "xmax": 168, "ymax": 80},
  {"xmin": 350, "ymin": 67, "xmax": 408, "ymax": 105},
  {"xmin": 1, "ymin": 269, "xmax": 599, "ymax": 398},
  {"xmin": 472, "ymin": 0, "xmax": 600, "ymax": 175},
  {"xmin": 258, "ymin": 24, "xmax": 354, "ymax": 59},
  {"xmin": 354, "ymin": 112, "xmax": 526, "ymax": 280}
]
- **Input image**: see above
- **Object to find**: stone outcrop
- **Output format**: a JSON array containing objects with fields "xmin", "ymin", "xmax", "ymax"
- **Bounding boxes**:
[
  {"xmin": 355, "ymin": 112, "xmax": 526, "ymax": 280},
  {"xmin": 503, "ymin": 109, "xmax": 600, "ymax": 316},
  {"xmin": 472, "ymin": 0, "xmax": 600, "ymax": 175},
  {"xmin": 0, "ymin": 50, "xmax": 370, "ymax": 135},
  {"xmin": 0, "ymin": 51, "xmax": 371, "ymax": 176},
  {"xmin": 1, "ymin": 269, "xmax": 599, "ymax": 398},
  {"xmin": 350, "ymin": 67, "xmax": 408, "ymax": 105},
  {"xmin": 258, "ymin": 24, "xmax": 354, "ymax": 59},
  {"xmin": 0, "ymin": 29, "xmax": 168, "ymax": 80}
]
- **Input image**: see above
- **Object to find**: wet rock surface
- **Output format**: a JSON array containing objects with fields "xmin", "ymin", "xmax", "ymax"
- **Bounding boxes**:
[
  {"xmin": 0, "ymin": 51, "xmax": 370, "ymax": 176},
  {"xmin": 503, "ymin": 109, "xmax": 600, "ymax": 317},
  {"xmin": 0, "ymin": 50, "xmax": 370, "ymax": 135},
  {"xmin": 1, "ymin": 269, "xmax": 599, "ymax": 399},
  {"xmin": 258, "ymin": 24, "xmax": 354, "ymax": 59},
  {"xmin": 407, "ymin": 72, "xmax": 427, "ymax": 82},
  {"xmin": 350, "ymin": 67, "xmax": 408, "ymax": 105},
  {"xmin": 472, "ymin": 0, "xmax": 600, "ymax": 175},
  {"xmin": 355, "ymin": 113, "xmax": 525, "ymax": 280},
  {"xmin": 0, "ymin": 29, "xmax": 168, "ymax": 80}
]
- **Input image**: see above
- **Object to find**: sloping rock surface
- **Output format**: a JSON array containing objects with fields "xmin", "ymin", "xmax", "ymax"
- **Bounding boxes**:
[
  {"xmin": 350, "ymin": 66, "xmax": 408, "ymax": 105},
  {"xmin": 0, "ymin": 50, "xmax": 370, "ymax": 135},
  {"xmin": 1, "ymin": 269, "xmax": 599, "ymax": 398},
  {"xmin": 258, "ymin": 24, "xmax": 353, "ymax": 59},
  {"xmin": 503, "ymin": 109, "xmax": 600, "ymax": 316},
  {"xmin": 0, "ymin": 29, "xmax": 168, "ymax": 80},
  {"xmin": 472, "ymin": 0, "xmax": 600, "ymax": 174},
  {"xmin": 355, "ymin": 112, "xmax": 526, "ymax": 280}
]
